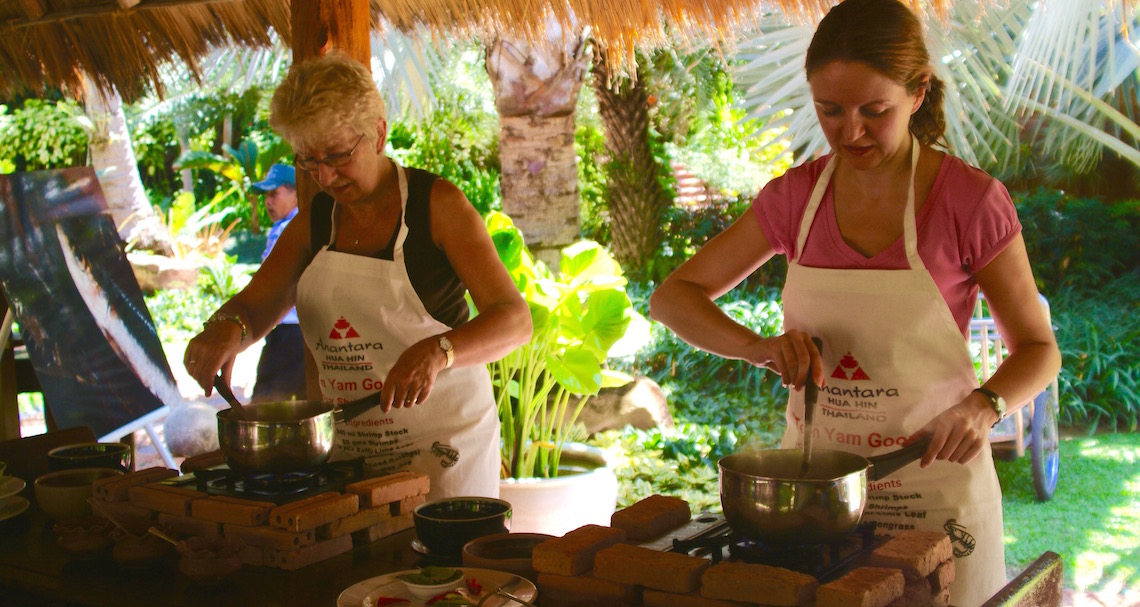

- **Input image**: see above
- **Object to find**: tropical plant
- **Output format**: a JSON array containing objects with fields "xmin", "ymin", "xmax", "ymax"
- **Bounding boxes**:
[
  {"xmin": 590, "ymin": 47, "xmax": 672, "ymax": 273},
  {"xmin": 175, "ymin": 138, "xmax": 292, "ymax": 233},
  {"xmin": 1003, "ymin": 1, "xmax": 1140, "ymax": 182},
  {"xmin": 199, "ymin": 253, "xmax": 254, "ymax": 300},
  {"xmin": 1013, "ymin": 189, "xmax": 1140, "ymax": 292},
  {"xmin": 485, "ymin": 211, "xmax": 634, "ymax": 479},
  {"xmin": 0, "ymin": 98, "xmax": 88, "ymax": 172},
  {"xmin": 388, "ymin": 45, "xmax": 502, "ymax": 216},
  {"xmin": 1049, "ymin": 271, "xmax": 1140, "ymax": 431},
  {"xmin": 143, "ymin": 190, "xmax": 240, "ymax": 260}
]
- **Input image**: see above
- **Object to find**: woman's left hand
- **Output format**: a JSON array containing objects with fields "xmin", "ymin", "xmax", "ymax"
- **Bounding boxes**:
[
  {"xmin": 907, "ymin": 391, "xmax": 998, "ymax": 468},
  {"xmin": 379, "ymin": 338, "xmax": 446, "ymax": 412}
]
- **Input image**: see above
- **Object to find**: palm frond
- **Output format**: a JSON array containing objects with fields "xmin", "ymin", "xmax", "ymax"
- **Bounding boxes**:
[
  {"xmin": 731, "ymin": 1, "xmax": 1030, "ymax": 171},
  {"xmin": 1005, "ymin": 0, "xmax": 1140, "ymax": 173}
]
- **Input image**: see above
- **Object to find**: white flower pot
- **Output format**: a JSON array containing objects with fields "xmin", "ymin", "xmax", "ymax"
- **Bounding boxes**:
[{"xmin": 498, "ymin": 443, "xmax": 618, "ymax": 537}]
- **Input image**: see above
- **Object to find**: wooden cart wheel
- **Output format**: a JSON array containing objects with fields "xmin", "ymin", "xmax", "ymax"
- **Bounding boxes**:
[{"xmin": 1030, "ymin": 387, "xmax": 1060, "ymax": 502}]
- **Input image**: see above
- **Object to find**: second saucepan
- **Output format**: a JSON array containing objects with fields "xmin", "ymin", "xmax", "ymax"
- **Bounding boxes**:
[{"xmin": 718, "ymin": 436, "xmax": 931, "ymax": 543}]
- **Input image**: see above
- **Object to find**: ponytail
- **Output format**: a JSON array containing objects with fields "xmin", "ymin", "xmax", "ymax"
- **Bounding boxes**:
[{"xmin": 911, "ymin": 74, "xmax": 947, "ymax": 147}]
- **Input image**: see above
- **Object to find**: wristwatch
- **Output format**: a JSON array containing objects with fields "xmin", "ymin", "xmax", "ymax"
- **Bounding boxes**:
[
  {"xmin": 974, "ymin": 387, "xmax": 1007, "ymax": 427},
  {"xmin": 438, "ymin": 335, "xmax": 454, "ymax": 369}
]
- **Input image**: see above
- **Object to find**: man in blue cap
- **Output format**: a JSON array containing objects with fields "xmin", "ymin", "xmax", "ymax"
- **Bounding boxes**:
[{"xmin": 249, "ymin": 163, "xmax": 306, "ymax": 402}]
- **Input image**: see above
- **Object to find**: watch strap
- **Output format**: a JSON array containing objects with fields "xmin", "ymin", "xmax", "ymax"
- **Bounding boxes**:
[{"xmin": 974, "ymin": 387, "xmax": 1005, "ymax": 426}]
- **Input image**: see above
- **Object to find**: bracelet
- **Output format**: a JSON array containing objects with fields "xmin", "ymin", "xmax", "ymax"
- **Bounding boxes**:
[{"xmin": 205, "ymin": 312, "xmax": 248, "ymax": 342}]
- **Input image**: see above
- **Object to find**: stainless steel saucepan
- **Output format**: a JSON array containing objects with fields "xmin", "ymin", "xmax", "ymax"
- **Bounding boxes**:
[
  {"xmin": 215, "ymin": 386, "xmax": 382, "ymax": 479},
  {"xmin": 718, "ymin": 436, "xmax": 931, "ymax": 543}
]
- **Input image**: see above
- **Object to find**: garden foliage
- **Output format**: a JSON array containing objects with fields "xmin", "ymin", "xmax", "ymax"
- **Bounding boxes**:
[{"xmin": 0, "ymin": 98, "xmax": 88, "ymax": 173}]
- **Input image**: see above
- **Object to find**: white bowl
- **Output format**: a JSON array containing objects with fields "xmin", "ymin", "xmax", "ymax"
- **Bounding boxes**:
[
  {"xmin": 34, "ymin": 467, "xmax": 123, "ymax": 521},
  {"xmin": 398, "ymin": 568, "xmax": 465, "ymax": 601}
]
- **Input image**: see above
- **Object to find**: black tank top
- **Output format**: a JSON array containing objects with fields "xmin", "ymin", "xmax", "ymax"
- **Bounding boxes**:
[{"xmin": 309, "ymin": 167, "xmax": 470, "ymax": 329}]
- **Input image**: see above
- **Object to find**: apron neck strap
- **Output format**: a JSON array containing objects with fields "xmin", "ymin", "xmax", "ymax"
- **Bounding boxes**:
[{"xmin": 793, "ymin": 135, "xmax": 924, "ymax": 269}]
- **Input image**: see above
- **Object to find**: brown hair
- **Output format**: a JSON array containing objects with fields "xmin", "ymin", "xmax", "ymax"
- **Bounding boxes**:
[
  {"xmin": 805, "ymin": 0, "xmax": 946, "ymax": 147},
  {"xmin": 269, "ymin": 51, "xmax": 387, "ymax": 151}
]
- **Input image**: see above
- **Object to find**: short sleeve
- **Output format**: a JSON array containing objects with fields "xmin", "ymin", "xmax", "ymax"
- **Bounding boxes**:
[
  {"xmin": 751, "ymin": 157, "xmax": 831, "ymax": 260},
  {"xmin": 959, "ymin": 170, "xmax": 1021, "ymax": 273}
]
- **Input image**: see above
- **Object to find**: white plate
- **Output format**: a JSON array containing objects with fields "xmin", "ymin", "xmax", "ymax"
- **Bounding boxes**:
[
  {"xmin": 337, "ymin": 567, "xmax": 536, "ymax": 607},
  {"xmin": 0, "ymin": 476, "xmax": 25, "ymax": 501},
  {"xmin": 0, "ymin": 496, "xmax": 29, "ymax": 522}
]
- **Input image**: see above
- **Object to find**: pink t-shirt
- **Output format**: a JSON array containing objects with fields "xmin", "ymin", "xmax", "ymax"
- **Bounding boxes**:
[{"xmin": 751, "ymin": 154, "xmax": 1021, "ymax": 335}]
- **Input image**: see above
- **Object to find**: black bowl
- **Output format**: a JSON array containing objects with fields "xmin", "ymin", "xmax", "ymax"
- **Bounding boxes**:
[
  {"xmin": 47, "ymin": 442, "xmax": 132, "ymax": 472},
  {"xmin": 413, "ymin": 497, "xmax": 511, "ymax": 559}
]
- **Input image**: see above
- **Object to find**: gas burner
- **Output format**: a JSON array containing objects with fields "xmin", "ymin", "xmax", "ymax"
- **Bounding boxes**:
[
  {"xmin": 669, "ymin": 518, "xmax": 881, "ymax": 582},
  {"xmin": 188, "ymin": 458, "xmax": 368, "ymax": 505}
]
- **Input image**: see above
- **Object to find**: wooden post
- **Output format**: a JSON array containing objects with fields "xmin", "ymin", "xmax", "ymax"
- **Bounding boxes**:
[{"xmin": 289, "ymin": 0, "xmax": 372, "ymax": 208}]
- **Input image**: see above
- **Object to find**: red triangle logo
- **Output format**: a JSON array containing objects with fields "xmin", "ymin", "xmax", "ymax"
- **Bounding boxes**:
[
  {"xmin": 831, "ymin": 352, "xmax": 871, "ymax": 381},
  {"xmin": 329, "ymin": 317, "xmax": 358, "ymax": 340}
]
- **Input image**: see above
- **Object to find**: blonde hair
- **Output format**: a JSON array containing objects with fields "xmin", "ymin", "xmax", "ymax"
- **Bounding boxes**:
[{"xmin": 270, "ymin": 51, "xmax": 387, "ymax": 150}]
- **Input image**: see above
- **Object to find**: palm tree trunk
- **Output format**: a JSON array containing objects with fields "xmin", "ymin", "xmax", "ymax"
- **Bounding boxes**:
[
  {"xmin": 486, "ymin": 30, "xmax": 589, "ymax": 270},
  {"xmin": 82, "ymin": 77, "xmax": 173, "ymax": 255},
  {"xmin": 592, "ymin": 51, "xmax": 669, "ymax": 272}
]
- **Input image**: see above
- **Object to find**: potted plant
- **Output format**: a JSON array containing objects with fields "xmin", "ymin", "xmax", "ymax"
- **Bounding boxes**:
[{"xmin": 484, "ymin": 212, "xmax": 634, "ymax": 534}]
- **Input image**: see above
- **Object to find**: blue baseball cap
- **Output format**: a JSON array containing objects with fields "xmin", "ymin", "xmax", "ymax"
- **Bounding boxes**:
[{"xmin": 251, "ymin": 164, "xmax": 296, "ymax": 192}]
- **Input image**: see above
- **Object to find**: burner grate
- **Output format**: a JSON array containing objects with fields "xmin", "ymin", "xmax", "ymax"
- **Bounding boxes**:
[
  {"xmin": 189, "ymin": 458, "xmax": 367, "ymax": 504},
  {"xmin": 670, "ymin": 520, "xmax": 881, "ymax": 582}
]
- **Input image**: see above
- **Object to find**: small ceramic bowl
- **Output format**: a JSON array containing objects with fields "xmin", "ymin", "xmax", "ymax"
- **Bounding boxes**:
[
  {"xmin": 47, "ymin": 442, "xmax": 132, "ymax": 472},
  {"xmin": 413, "ymin": 497, "xmax": 511, "ymax": 559},
  {"xmin": 398, "ymin": 567, "xmax": 465, "ymax": 600},
  {"xmin": 34, "ymin": 467, "xmax": 123, "ymax": 521},
  {"xmin": 462, "ymin": 532, "xmax": 553, "ymax": 580}
]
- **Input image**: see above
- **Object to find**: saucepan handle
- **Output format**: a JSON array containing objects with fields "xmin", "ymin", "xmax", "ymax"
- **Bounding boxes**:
[
  {"xmin": 331, "ymin": 391, "xmax": 384, "ymax": 423},
  {"xmin": 866, "ymin": 435, "xmax": 932, "ymax": 481}
]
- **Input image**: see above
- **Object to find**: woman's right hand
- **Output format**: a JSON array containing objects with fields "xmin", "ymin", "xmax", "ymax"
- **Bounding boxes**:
[
  {"xmin": 749, "ymin": 329, "xmax": 825, "ymax": 390},
  {"xmin": 183, "ymin": 319, "xmax": 244, "ymax": 396}
]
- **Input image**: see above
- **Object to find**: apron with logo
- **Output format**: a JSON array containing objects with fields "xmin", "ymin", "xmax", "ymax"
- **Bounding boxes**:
[
  {"xmin": 778, "ymin": 140, "xmax": 1005, "ymax": 606},
  {"xmin": 295, "ymin": 164, "xmax": 499, "ymax": 501}
]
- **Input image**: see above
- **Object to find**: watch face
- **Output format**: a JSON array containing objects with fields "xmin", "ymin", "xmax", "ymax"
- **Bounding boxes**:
[{"xmin": 439, "ymin": 336, "xmax": 453, "ymax": 351}]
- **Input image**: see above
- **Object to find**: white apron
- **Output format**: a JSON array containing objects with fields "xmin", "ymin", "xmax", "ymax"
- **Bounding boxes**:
[
  {"xmin": 779, "ymin": 140, "xmax": 1005, "ymax": 606},
  {"xmin": 295, "ymin": 164, "xmax": 499, "ymax": 501}
]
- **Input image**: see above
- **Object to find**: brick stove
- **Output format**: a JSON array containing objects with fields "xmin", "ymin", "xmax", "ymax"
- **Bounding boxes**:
[{"xmin": 88, "ymin": 461, "xmax": 428, "ymax": 571}]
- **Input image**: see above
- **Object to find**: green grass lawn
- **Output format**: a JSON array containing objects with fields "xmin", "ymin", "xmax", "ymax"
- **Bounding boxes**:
[{"xmin": 996, "ymin": 431, "xmax": 1140, "ymax": 593}]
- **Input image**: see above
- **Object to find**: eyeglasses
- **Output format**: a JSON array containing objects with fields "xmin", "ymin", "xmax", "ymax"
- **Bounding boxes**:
[{"xmin": 296, "ymin": 133, "xmax": 366, "ymax": 172}]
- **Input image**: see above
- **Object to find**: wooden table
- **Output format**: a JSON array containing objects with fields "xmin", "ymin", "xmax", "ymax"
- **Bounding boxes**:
[{"xmin": 0, "ymin": 494, "xmax": 425, "ymax": 607}]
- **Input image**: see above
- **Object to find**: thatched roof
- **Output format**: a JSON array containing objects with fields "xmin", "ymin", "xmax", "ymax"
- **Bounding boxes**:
[
  {"xmin": 0, "ymin": 0, "xmax": 291, "ymax": 102},
  {"xmin": 0, "ymin": 0, "xmax": 984, "ymax": 102}
]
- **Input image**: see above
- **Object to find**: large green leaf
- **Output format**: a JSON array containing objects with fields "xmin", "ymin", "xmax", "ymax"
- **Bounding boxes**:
[
  {"xmin": 224, "ymin": 140, "xmax": 259, "ymax": 181},
  {"xmin": 546, "ymin": 347, "xmax": 603, "ymax": 395},
  {"xmin": 588, "ymin": 289, "xmax": 633, "ymax": 346},
  {"xmin": 491, "ymin": 226, "xmax": 526, "ymax": 273}
]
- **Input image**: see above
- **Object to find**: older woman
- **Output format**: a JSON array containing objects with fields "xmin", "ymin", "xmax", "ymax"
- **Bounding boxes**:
[
  {"xmin": 649, "ymin": 0, "xmax": 1059, "ymax": 604},
  {"xmin": 184, "ymin": 51, "xmax": 532, "ymax": 500}
]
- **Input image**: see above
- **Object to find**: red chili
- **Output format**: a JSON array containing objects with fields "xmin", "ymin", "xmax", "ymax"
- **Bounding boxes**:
[
  {"xmin": 425, "ymin": 592, "xmax": 452, "ymax": 605},
  {"xmin": 466, "ymin": 577, "xmax": 482, "ymax": 594}
]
